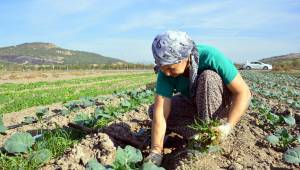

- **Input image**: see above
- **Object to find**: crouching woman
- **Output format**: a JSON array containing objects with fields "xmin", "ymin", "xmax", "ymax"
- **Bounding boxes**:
[{"xmin": 144, "ymin": 30, "xmax": 251, "ymax": 166}]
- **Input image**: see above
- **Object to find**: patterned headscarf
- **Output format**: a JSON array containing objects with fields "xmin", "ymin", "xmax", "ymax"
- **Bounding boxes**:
[{"xmin": 152, "ymin": 30, "xmax": 199, "ymax": 97}]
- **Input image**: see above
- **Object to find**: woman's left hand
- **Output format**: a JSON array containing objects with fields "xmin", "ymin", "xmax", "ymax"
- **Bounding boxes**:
[{"xmin": 212, "ymin": 123, "xmax": 234, "ymax": 141}]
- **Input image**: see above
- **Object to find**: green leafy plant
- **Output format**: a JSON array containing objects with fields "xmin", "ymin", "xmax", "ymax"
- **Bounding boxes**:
[
  {"xmin": 112, "ymin": 145, "xmax": 143, "ymax": 169},
  {"xmin": 29, "ymin": 149, "xmax": 52, "ymax": 165},
  {"xmin": 257, "ymin": 106, "xmax": 296, "ymax": 130},
  {"xmin": 85, "ymin": 159, "xmax": 106, "ymax": 170},
  {"xmin": 4, "ymin": 132, "xmax": 35, "ymax": 154},
  {"xmin": 85, "ymin": 145, "xmax": 165, "ymax": 170},
  {"xmin": 282, "ymin": 114, "xmax": 296, "ymax": 126},
  {"xmin": 64, "ymin": 101, "xmax": 81, "ymax": 111},
  {"xmin": 265, "ymin": 128, "xmax": 298, "ymax": 149},
  {"xmin": 94, "ymin": 118, "xmax": 111, "ymax": 129},
  {"xmin": 188, "ymin": 119, "xmax": 221, "ymax": 152},
  {"xmin": 59, "ymin": 109, "xmax": 70, "ymax": 116},
  {"xmin": 73, "ymin": 112, "xmax": 93, "ymax": 126},
  {"xmin": 121, "ymin": 100, "xmax": 131, "ymax": 108},
  {"xmin": 36, "ymin": 107, "xmax": 49, "ymax": 119},
  {"xmin": 249, "ymin": 98, "xmax": 260, "ymax": 109},
  {"xmin": 94, "ymin": 107, "xmax": 113, "ymax": 119},
  {"xmin": 257, "ymin": 106, "xmax": 280, "ymax": 129},
  {"xmin": 283, "ymin": 147, "xmax": 300, "ymax": 164},
  {"xmin": 79, "ymin": 97, "xmax": 96, "ymax": 108},
  {"xmin": 23, "ymin": 116, "xmax": 37, "ymax": 124}
]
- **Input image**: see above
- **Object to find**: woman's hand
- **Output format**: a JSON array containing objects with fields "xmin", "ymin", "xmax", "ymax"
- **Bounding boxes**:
[
  {"xmin": 212, "ymin": 123, "xmax": 233, "ymax": 141},
  {"xmin": 143, "ymin": 151, "xmax": 163, "ymax": 166}
]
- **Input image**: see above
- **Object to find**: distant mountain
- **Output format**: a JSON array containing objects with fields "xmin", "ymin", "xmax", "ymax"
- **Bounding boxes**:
[
  {"xmin": 260, "ymin": 53, "xmax": 300, "ymax": 70},
  {"xmin": 0, "ymin": 42, "xmax": 126, "ymax": 65}
]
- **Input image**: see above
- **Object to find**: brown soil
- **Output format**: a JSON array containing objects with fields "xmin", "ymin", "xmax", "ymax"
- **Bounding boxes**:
[
  {"xmin": 1, "ymin": 93, "xmax": 299, "ymax": 170},
  {"xmin": 40, "ymin": 103, "xmax": 299, "ymax": 170}
]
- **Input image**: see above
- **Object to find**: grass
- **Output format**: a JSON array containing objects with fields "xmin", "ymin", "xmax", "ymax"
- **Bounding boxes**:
[
  {"xmin": 0, "ymin": 127, "xmax": 82, "ymax": 170},
  {"xmin": 0, "ymin": 72, "xmax": 156, "ymax": 114}
]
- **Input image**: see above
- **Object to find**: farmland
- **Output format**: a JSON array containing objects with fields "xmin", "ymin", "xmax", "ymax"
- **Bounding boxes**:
[
  {"xmin": 0, "ymin": 70, "xmax": 299, "ymax": 169},
  {"xmin": 0, "ymin": 71, "xmax": 155, "ymax": 114}
]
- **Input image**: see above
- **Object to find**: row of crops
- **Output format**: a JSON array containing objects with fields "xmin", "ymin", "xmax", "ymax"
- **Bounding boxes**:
[
  {"xmin": 0, "ymin": 87, "xmax": 165, "ymax": 169},
  {"xmin": 0, "ymin": 72, "xmax": 156, "ymax": 113},
  {"xmin": 244, "ymin": 71, "xmax": 300, "ymax": 109},
  {"xmin": 242, "ymin": 71, "xmax": 300, "ymax": 164}
]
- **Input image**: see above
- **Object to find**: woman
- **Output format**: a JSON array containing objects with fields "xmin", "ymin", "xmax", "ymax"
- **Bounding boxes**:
[{"xmin": 144, "ymin": 31, "xmax": 251, "ymax": 166}]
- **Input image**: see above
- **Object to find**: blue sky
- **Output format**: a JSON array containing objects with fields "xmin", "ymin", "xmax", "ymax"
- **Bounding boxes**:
[{"xmin": 0, "ymin": 0, "xmax": 299, "ymax": 63}]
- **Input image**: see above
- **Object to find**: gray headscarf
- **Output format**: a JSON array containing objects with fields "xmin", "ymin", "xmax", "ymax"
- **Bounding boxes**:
[{"xmin": 152, "ymin": 30, "xmax": 199, "ymax": 97}]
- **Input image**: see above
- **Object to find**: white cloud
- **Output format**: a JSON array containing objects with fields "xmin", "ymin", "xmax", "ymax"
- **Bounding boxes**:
[
  {"xmin": 24, "ymin": 0, "xmax": 136, "ymax": 38},
  {"xmin": 117, "ymin": 0, "xmax": 300, "ymax": 33}
]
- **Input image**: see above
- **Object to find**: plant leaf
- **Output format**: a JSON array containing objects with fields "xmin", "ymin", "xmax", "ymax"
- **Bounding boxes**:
[
  {"xmin": 29, "ymin": 149, "xmax": 52, "ymax": 165},
  {"xmin": 73, "ymin": 112, "xmax": 91, "ymax": 126},
  {"xmin": 113, "ymin": 145, "xmax": 142, "ymax": 168},
  {"xmin": 265, "ymin": 135, "xmax": 279, "ymax": 145},
  {"xmin": 284, "ymin": 147, "xmax": 300, "ymax": 164},
  {"xmin": 36, "ymin": 107, "xmax": 49, "ymax": 118},
  {"xmin": 142, "ymin": 161, "xmax": 165, "ymax": 170},
  {"xmin": 80, "ymin": 98, "xmax": 95, "ymax": 108},
  {"xmin": 283, "ymin": 115, "xmax": 296, "ymax": 126},
  {"xmin": 287, "ymin": 99, "xmax": 294, "ymax": 104},
  {"xmin": 23, "ymin": 116, "xmax": 37, "ymax": 124},
  {"xmin": 85, "ymin": 159, "xmax": 106, "ymax": 170},
  {"xmin": 267, "ymin": 112, "xmax": 280, "ymax": 124},
  {"xmin": 121, "ymin": 100, "xmax": 131, "ymax": 108},
  {"xmin": 60, "ymin": 109, "xmax": 70, "ymax": 116},
  {"xmin": 94, "ymin": 108, "xmax": 112, "ymax": 119},
  {"xmin": 4, "ymin": 132, "xmax": 35, "ymax": 153},
  {"xmin": 64, "ymin": 101, "xmax": 80, "ymax": 111}
]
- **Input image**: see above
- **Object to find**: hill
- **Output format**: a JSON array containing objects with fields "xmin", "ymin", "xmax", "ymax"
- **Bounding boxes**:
[
  {"xmin": 0, "ymin": 42, "xmax": 125, "ymax": 65},
  {"xmin": 260, "ymin": 53, "xmax": 300, "ymax": 70}
]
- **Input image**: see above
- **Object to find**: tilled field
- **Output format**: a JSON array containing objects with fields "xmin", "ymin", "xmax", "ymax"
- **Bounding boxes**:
[{"xmin": 0, "ymin": 71, "xmax": 299, "ymax": 170}]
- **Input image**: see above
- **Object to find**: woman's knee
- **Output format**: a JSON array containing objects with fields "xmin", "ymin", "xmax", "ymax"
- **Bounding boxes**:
[
  {"xmin": 195, "ymin": 70, "xmax": 231, "ymax": 120},
  {"xmin": 198, "ymin": 70, "xmax": 222, "ymax": 83}
]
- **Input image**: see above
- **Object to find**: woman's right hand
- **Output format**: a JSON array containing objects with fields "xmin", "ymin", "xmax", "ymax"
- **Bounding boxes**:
[{"xmin": 143, "ymin": 151, "xmax": 163, "ymax": 166}]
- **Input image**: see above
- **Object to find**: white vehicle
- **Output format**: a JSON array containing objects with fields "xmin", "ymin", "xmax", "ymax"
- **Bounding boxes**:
[{"xmin": 242, "ymin": 61, "xmax": 272, "ymax": 70}]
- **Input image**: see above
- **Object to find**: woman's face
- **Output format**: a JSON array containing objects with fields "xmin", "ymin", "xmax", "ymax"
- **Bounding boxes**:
[{"xmin": 160, "ymin": 58, "xmax": 189, "ymax": 77}]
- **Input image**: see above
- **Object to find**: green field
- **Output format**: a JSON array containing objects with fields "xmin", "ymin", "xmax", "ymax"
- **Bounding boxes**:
[
  {"xmin": 0, "ymin": 72, "xmax": 156, "ymax": 114},
  {"xmin": 0, "ymin": 70, "xmax": 300, "ymax": 169}
]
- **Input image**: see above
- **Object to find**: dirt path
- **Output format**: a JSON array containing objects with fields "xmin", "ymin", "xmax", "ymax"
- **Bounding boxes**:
[{"xmin": 0, "ymin": 70, "xmax": 151, "ymax": 84}]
